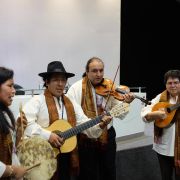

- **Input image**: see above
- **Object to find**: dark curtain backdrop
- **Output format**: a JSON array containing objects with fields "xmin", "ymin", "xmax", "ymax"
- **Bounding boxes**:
[{"xmin": 120, "ymin": 0, "xmax": 180, "ymax": 100}]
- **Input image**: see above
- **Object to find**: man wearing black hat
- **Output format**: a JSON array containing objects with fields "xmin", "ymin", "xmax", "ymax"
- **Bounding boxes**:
[{"xmin": 22, "ymin": 61, "xmax": 112, "ymax": 180}]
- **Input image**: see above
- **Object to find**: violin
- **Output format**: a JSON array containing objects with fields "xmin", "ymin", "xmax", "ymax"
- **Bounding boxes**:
[
  {"xmin": 95, "ymin": 79, "xmax": 151, "ymax": 105},
  {"xmin": 95, "ymin": 78, "xmax": 124, "ymax": 101},
  {"xmin": 115, "ymin": 85, "xmax": 151, "ymax": 105}
]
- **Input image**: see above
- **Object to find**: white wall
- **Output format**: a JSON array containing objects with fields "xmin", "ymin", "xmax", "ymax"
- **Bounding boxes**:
[
  {"xmin": 114, "ymin": 93, "xmax": 146, "ymax": 138},
  {"xmin": 0, "ymin": 0, "xmax": 120, "ymax": 89}
]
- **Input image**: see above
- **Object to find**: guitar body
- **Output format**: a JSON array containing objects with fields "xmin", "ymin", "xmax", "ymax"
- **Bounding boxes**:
[
  {"xmin": 152, "ymin": 102, "xmax": 176, "ymax": 128},
  {"xmin": 46, "ymin": 120, "xmax": 77, "ymax": 153}
]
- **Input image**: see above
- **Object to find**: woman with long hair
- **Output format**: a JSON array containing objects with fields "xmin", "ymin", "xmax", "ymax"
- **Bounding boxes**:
[{"xmin": 0, "ymin": 67, "xmax": 27, "ymax": 179}]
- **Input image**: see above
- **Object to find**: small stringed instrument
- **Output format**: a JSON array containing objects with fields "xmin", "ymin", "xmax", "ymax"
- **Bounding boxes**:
[
  {"xmin": 152, "ymin": 102, "xmax": 180, "ymax": 128},
  {"xmin": 46, "ymin": 102, "xmax": 130, "ymax": 153},
  {"xmin": 115, "ymin": 86, "xmax": 151, "ymax": 105}
]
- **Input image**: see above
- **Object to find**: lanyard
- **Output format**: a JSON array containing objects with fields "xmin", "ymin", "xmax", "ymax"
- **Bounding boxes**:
[{"xmin": 57, "ymin": 97, "xmax": 64, "ymax": 119}]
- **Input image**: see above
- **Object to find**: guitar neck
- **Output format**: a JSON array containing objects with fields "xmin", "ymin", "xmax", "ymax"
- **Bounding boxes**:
[
  {"xmin": 54, "ymin": 102, "xmax": 128, "ymax": 140},
  {"xmin": 166, "ymin": 103, "xmax": 180, "ymax": 113},
  {"xmin": 59, "ymin": 114, "xmax": 109, "ymax": 140}
]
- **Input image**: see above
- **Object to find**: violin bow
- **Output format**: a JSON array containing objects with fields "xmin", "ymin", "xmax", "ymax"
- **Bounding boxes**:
[{"xmin": 104, "ymin": 64, "xmax": 120, "ymax": 109}]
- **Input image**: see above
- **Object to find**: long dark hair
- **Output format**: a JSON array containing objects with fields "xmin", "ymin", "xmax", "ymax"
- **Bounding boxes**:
[{"xmin": 0, "ymin": 67, "xmax": 15, "ymax": 134}]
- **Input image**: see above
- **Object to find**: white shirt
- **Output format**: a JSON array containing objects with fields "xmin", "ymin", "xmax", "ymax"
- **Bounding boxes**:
[
  {"xmin": 66, "ymin": 79, "xmax": 128, "ymax": 130},
  {"xmin": 141, "ymin": 94, "xmax": 178, "ymax": 156},
  {"xmin": 23, "ymin": 93, "xmax": 103, "ymax": 140},
  {"xmin": 0, "ymin": 161, "xmax": 6, "ymax": 177}
]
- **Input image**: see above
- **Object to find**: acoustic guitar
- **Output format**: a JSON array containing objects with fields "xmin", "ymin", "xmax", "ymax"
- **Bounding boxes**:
[
  {"xmin": 46, "ymin": 102, "xmax": 130, "ymax": 153},
  {"xmin": 152, "ymin": 102, "xmax": 180, "ymax": 128}
]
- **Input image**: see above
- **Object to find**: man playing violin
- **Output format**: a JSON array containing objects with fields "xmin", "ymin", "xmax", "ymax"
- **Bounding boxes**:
[
  {"xmin": 141, "ymin": 69, "xmax": 180, "ymax": 180},
  {"xmin": 66, "ymin": 57, "xmax": 135, "ymax": 180}
]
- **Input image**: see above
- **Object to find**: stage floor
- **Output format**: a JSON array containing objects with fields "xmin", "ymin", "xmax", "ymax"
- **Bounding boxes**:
[{"xmin": 115, "ymin": 122, "xmax": 162, "ymax": 180}]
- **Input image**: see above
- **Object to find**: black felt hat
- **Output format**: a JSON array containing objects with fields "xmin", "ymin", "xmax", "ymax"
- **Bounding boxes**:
[{"xmin": 38, "ymin": 61, "xmax": 75, "ymax": 78}]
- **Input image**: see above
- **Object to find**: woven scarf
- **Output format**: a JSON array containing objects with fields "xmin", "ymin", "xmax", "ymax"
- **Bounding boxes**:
[
  {"xmin": 0, "ymin": 132, "xmax": 12, "ymax": 163},
  {"xmin": 154, "ymin": 90, "xmax": 180, "ymax": 173},
  {"xmin": 44, "ymin": 89, "xmax": 79, "ymax": 175},
  {"xmin": 0, "ymin": 132, "xmax": 12, "ymax": 180},
  {"xmin": 81, "ymin": 76, "xmax": 108, "ymax": 146}
]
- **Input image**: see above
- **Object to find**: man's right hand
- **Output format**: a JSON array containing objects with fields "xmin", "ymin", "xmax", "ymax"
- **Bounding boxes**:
[
  {"xmin": 48, "ymin": 132, "xmax": 64, "ymax": 148},
  {"xmin": 145, "ymin": 110, "xmax": 167, "ymax": 122}
]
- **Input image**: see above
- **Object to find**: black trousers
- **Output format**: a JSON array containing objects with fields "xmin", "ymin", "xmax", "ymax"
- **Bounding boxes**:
[
  {"xmin": 51, "ymin": 153, "xmax": 72, "ymax": 180},
  {"xmin": 77, "ymin": 127, "xmax": 117, "ymax": 180},
  {"xmin": 157, "ymin": 153, "xmax": 180, "ymax": 180}
]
